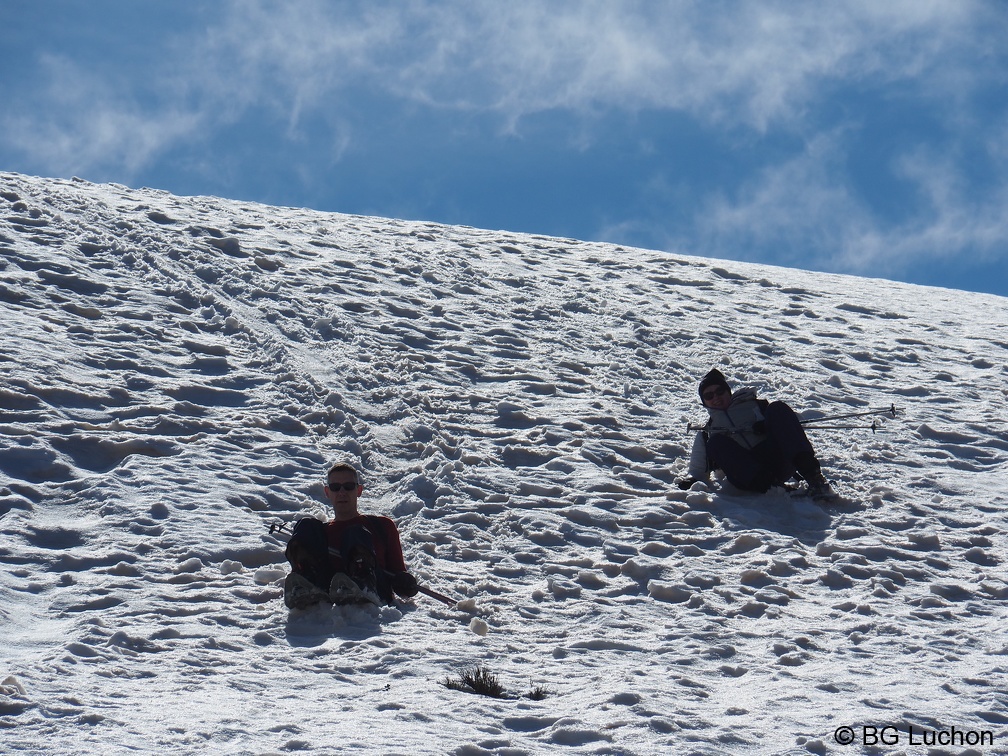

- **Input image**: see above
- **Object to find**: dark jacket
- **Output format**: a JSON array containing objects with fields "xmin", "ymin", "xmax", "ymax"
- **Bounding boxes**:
[{"xmin": 686, "ymin": 388, "xmax": 770, "ymax": 479}]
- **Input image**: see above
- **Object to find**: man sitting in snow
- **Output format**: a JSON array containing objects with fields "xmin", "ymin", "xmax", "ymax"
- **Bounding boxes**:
[
  {"xmin": 677, "ymin": 369, "xmax": 832, "ymax": 499},
  {"xmin": 284, "ymin": 462, "xmax": 418, "ymax": 608}
]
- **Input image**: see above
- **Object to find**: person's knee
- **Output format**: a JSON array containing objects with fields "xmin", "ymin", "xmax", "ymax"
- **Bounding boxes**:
[{"xmin": 764, "ymin": 401, "xmax": 796, "ymax": 421}]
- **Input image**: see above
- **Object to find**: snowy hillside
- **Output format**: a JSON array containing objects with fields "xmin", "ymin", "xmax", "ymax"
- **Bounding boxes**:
[{"xmin": 1, "ymin": 171, "xmax": 1006, "ymax": 755}]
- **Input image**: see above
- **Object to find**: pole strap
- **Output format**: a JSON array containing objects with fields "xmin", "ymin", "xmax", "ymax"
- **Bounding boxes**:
[{"xmin": 268, "ymin": 520, "xmax": 291, "ymax": 535}]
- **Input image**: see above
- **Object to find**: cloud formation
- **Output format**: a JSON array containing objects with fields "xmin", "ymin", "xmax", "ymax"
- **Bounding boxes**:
[
  {"xmin": 686, "ymin": 128, "xmax": 1008, "ymax": 279},
  {"xmin": 226, "ymin": 3, "xmax": 997, "ymax": 120},
  {"xmin": 7, "ymin": 1, "xmax": 1001, "ymax": 171},
  {"xmin": 3, "ymin": 1, "xmax": 1006, "ymax": 292}
]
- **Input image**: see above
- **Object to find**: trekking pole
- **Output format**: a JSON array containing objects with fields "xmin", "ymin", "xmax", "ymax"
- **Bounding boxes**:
[
  {"xmin": 802, "ymin": 420, "xmax": 888, "ymax": 434},
  {"xmin": 268, "ymin": 520, "xmax": 292, "ymax": 536},
  {"xmin": 269, "ymin": 521, "xmax": 463, "ymax": 607},
  {"xmin": 686, "ymin": 404, "xmax": 899, "ymax": 435},
  {"xmin": 378, "ymin": 568, "xmax": 464, "ymax": 609},
  {"xmin": 799, "ymin": 404, "xmax": 899, "ymax": 425},
  {"xmin": 416, "ymin": 584, "xmax": 461, "ymax": 608}
]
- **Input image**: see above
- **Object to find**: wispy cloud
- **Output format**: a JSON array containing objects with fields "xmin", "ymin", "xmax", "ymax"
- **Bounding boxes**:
[
  {"xmin": 7, "ymin": 2, "xmax": 1000, "ymax": 172},
  {"xmin": 188, "ymin": 1, "xmax": 998, "ymax": 132},
  {"xmin": 686, "ymin": 132, "xmax": 861, "ymax": 268},
  {"xmin": 4, "ymin": 53, "xmax": 205, "ymax": 177},
  {"xmin": 682, "ymin": 129, "xmax": 1008, "ymax": 278},
  {"xmin": 3, "ymin": 1, "xmax": 1005, "ymax": 291}
]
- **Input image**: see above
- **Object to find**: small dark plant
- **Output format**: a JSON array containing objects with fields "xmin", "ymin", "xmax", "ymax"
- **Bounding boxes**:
[
  {"xmin": 526, "ymin": 684, "xmax": 551, "ymax": 701},
  {"xmin": 443, "ymin": 666, "xmax": 508, "ymax": 699}
]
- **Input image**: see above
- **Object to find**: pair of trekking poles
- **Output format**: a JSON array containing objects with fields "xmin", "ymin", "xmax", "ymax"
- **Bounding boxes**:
[{"xmin": 686, "ymin": 403, "xmax": 900, "ymax": 435}]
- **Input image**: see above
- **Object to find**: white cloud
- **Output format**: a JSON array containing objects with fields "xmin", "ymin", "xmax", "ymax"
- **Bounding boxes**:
[
  {"xmin": 3, "ymin": 54, "xmax": 205, "ymax": 178},
  {"xmin": 4, "ymin": 0, "xmax": 1005, "ymax": 290},
  {"xmin": 682, "ymin": 129, "xmax": 1008, "ymax": 277},
  {"xmin": 6, "ymin": 1, "xmax": 1001, "ymax": 173},
  {"xmin": 193, "ymin": 0, "xmax": 996, "ymax": 131},
  {"xmin": 686, "ymin": 131, "xmax": 861, "ymax": 264}
]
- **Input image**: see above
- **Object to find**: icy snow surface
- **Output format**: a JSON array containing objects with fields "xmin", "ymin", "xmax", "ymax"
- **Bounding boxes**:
[{"xmin": 1, "ymin": 172, "xmax": 1006, "ymax": 755}]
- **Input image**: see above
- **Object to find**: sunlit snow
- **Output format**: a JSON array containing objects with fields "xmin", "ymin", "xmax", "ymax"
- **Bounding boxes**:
[{"xmin": 1, "ymin": 172, "xmax": 1006, "ymax": 755}]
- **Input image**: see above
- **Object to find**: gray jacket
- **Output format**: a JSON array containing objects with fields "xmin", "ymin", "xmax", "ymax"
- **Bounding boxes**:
[{"xmin": 686, "ymin": 388, "xmax": 769, "ymax": 480}]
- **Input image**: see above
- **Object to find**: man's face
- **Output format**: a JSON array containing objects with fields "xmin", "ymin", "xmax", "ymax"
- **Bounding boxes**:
[
  {"xmin": 325, "ymin": 470, "xmax": 362, "ymax": 520},
  {"xmin": 702, "ymin": 384, "xmax": 732, "ymax": 410}
]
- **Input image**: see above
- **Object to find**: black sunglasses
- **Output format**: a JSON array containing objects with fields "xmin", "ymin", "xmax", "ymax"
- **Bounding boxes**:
[
  {"xmin": 327, "ymin": 481, "xmax": 358, "ymax": 491},
  {"xmin": 702, "ymin": 385, "xmax": 728, "ymax": 402}
]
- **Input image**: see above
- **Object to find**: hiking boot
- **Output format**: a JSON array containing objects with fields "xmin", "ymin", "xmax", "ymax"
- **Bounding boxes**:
[
  {"xmin": 807, "ymin": 482, "xmax": 836, "ymax": 501},
  {"xmin": 329, "ymin": 572, "xmax": 382, "ymax": 606},
  {"xmin": 795, "ymin": 452, "xmax": 826, "ymax": 486},
  {"xmin": 284, "ymin": 572, "xmax": 330, "ymax": 610}
]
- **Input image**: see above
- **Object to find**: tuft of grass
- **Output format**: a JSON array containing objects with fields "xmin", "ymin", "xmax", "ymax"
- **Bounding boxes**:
[
  {"xmin": 526, "ymin": 684, "xmax": 551, "ymax": 701},
  {"xmin": 443, "ymin": 666, "xmax": 508, "ymax": 699}
]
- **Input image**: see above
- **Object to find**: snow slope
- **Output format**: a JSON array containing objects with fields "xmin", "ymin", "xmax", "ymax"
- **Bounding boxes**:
[{"xmin": 1, "ymin": 172, "xmax": 1006, "ymax": 755}]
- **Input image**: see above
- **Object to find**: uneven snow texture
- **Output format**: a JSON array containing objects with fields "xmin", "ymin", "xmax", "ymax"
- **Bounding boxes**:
[{"xmin": 1, "ymin": 172, "xmax": 1006, "ymax": 755}]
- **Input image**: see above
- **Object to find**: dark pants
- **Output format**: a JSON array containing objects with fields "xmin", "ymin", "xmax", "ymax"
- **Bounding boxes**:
[{"xmin": 706, "ymin": 401, "xmax": 822, "ymax": 492}]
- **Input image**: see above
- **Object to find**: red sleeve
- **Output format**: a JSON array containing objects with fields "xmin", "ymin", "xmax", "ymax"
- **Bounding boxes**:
[{"xmin": 380, "ymin": 517, "xmax": 407, "ymax": 573}]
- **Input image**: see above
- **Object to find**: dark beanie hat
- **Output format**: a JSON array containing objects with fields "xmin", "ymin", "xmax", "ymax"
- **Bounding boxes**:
[{"xmin": 698, "ymin": 368, "xmax": 730, "ymax": 399}]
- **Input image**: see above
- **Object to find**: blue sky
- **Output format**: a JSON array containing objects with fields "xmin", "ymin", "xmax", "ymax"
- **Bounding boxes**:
[{"xmin": 3, "ymin": 1, "xmax": 1007, "ymax": 297}]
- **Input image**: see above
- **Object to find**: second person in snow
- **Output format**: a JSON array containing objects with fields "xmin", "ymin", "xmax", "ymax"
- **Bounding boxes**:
[{"xmin": 678, "ymin": 369, "xmax": 832, "ymax": 499}]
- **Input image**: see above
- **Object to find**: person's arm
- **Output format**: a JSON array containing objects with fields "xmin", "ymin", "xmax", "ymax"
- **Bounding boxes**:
[
  {"xmin": 382, "ymin": 519, "xmax": 408, "ymax": 573},
  {"xmin": 380, "ymin": 518, "xmax": 418, "ymax": 597},
  {"xmin": 677, "ymin": 432, "xmax": 710, "ymax": 489}
]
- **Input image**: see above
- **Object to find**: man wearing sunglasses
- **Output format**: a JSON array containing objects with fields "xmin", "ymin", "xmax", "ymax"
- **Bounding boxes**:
[
  {"xmin": 677, "ymin": 369, "xmax": 831, "ymax": 499},
  {"xmin": 283, "ymin": 462, "xmax": 418, "ymax": 609}
]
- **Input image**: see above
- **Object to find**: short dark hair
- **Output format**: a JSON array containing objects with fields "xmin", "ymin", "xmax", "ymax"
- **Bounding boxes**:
[{"xmin": 327, "ymin": 462, "xmax": 360, "ymax": 485}]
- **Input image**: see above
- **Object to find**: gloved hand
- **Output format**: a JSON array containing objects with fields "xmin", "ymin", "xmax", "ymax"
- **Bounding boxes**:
[
  {"xmin": 390, "ymin": 571, "xmax": 419, "ymax": 598},
  {"xmin": 676, "ymin": 477, "xmax": 700, "ymax": 491}
]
